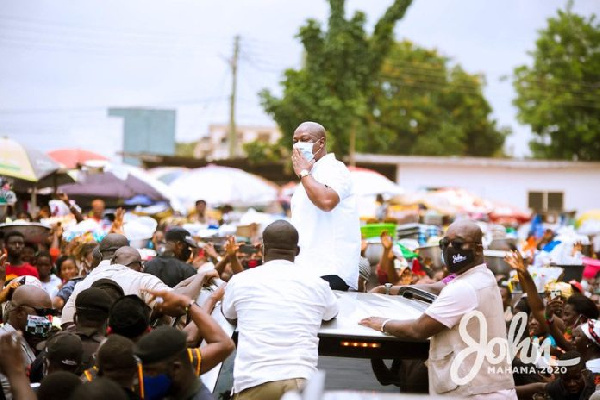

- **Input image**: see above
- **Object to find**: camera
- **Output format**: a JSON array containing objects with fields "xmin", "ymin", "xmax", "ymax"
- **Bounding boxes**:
[{"xmin": 25, "ymin": 315, "xmax": 52, "ymax": 338}]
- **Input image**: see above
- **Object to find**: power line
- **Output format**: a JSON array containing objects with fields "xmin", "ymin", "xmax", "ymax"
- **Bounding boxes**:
[
  {"xmin": 0, "ymin": 96, "xmax": 229, "ymax": 115},
  {"xmin": 0, "ymin": 14, "xmax": 233, "ymax": 44}
]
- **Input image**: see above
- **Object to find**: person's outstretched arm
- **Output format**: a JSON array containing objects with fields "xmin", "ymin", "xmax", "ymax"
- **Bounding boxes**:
[{"xmin": 143, "ymin": 289, "xmax": 234, "ymax": 374}]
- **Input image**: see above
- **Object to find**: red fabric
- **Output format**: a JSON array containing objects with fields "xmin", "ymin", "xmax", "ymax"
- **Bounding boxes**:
[
  {"xmin": 6, "ymin": 263, "xmax": 39, "ymax": 281},
  {"xmin": 49, "ymin": 247, "xmax": 61, "ymax": 264},
  {"xmin": 376, "ymin": 264, "xmax": 388, "ymax": 284},
  {"xmin": 411, "ymin": 259, "xmax": 426, "ymax": 276}
]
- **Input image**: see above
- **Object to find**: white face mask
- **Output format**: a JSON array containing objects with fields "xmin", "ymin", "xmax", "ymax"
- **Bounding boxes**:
[{"xmin": 293, "ymin": 142, "xmax": 315, "ymax": 162}]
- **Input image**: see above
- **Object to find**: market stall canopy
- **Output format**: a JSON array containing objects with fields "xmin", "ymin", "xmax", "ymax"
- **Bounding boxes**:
[
  {"xmin": 147, "ymin": 167, "xmax": 189, "ymax": 185},
  {"xmin": 347, "ymin": 167, "xmax": 404, "ymax": 197},
  {"xmin": 47, "ymin": 148, "xmax": 108, "ymax": 169},
  {"xmin": 58, "ymin": 161, "xmax": 184, "ymax": 213},
  {"xmin": 168, "ymin": 165, "xmax": 278, "ymax": 209},
  {"xmin": 577, "ymin": 209, "xmax": 600, "ymax": 235},
  {"xmin": 280, "ymin": 168, "xmax": 404, "ymax": 199},
  {"xmin": 392, "ymin": 188, "xmax": 530, "ymax": 222},
  {"xmin": 0, "ymin": 137, "xmax": 74, "ymax": 189}
]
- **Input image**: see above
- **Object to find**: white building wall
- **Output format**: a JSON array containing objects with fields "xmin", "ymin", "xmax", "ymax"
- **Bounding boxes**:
[{"xmin": 396, "ymin": 164, "xmax": 600, "ymax": 213}]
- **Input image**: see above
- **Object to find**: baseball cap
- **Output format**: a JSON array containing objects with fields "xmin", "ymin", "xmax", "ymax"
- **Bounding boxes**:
[
  {"xmin": 45, "ymin": 332, "xmax": 83, "ymax": 368},
  {"xmin": 75, "ymin": 287, "xmax": 112, "ymax": 314},
  {"xmin": 111, "ymin": 246, "xmax": 142, "ymax": 267},
  {"xmin": 165, "ymin": 227, "xmax": 197, "ymax": 248}
]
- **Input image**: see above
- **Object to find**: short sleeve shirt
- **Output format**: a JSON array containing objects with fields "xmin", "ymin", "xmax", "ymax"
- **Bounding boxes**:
[{"xmin": 425, "ymin": 265, "xmax": 489, "ymax": 328}]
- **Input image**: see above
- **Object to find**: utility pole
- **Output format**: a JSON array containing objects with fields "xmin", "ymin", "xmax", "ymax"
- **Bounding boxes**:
[{"xmin": 229, "ymin": 35, "xmax": 240, "ymax": 158}]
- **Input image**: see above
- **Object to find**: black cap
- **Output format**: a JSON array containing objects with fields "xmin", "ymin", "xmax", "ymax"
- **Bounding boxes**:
[
  {"xmin": 262, "ymin": 220, "xmax": 298, "ymax": 250},
  {"xmin": 165, "ymin": 227, "xmax": 197, "ymax": 248},
  {"xmin": 75, "ymin": 287, "xmax": 112, "ymax": 314},
  {"xmin": 45, "ymin": 332, "xmax": 83, "ymax": 367},
  {"xmin": 134, "ymin": 326, "xmax": 187, "ymax": 364}
]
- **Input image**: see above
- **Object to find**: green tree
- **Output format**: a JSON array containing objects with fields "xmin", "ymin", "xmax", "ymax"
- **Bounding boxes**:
[
  {"xmin": 260, "ymin": 0, "xmax": 507, "ymax": 158},
  {"xmin": 366, "ymin": 40, "xmax": 508, "ymax": 156},
  {"xmin": 513, "ymin": 5, "xmax": 600, "ymax": 161},
  {"xmin": 260, "ymin": 0, "xmax": 413, "ymax": 157}
]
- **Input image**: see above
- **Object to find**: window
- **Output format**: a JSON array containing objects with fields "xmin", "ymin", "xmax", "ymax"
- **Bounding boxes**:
[{"xmin": 528, "ymin": 191, "xmax": 563, "ymax": 212}]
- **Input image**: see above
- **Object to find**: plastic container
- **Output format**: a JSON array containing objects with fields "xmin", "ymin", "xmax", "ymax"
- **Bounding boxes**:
[{"xmin": 360, "ymin": 223, "xmax": 396, "ymax": 239}]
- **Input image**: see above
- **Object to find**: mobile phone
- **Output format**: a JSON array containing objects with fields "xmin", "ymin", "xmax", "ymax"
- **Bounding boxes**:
[
  {"xmin": 25, "ymin": 315, "xmax": 52, "ymax": 338},
  {"xmin": 550, "ymin": 290, "xmax": 562, "ymax": 300}
]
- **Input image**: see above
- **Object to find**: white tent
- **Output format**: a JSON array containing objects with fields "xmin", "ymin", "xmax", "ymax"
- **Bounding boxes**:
[{"xmin": 168, "ymin": 165, "xmax": 278, "ymax": 210}]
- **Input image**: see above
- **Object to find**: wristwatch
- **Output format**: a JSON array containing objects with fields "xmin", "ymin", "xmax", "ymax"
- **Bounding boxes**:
[
  {"xmin": 385, "ymin": 283, "xmax": 393, "ymax": 295},
  {"xmin": 298, "ymin": 169, "xmax": 310, "ymax": 179}
]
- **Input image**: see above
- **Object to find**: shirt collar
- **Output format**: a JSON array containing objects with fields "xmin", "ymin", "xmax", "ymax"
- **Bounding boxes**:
[{"xmin": 313, "ymin": 153, "xmax": 335, "ymax": 173}]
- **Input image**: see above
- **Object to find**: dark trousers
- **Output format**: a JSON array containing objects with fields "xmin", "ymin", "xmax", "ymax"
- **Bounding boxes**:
[{"xmin": 320, "ymin": 275, "xmax": 349, "ymax": 291}]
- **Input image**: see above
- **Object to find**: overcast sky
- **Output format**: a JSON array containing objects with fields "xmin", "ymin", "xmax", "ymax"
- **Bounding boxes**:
[{"xmin": 1, "ymin": 0, "xmax": 598, "ymax": 161}]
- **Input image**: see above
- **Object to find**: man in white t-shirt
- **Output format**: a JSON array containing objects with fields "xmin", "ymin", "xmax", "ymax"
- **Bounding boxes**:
[
  {"xmin": 222, "ymin": 220, "xmax": 338, "ymax": 400},
  {"xmin": 360, "ymin": 220, "xmax": 516, "ymax": 398},
  {"xmin": 290, "ymin": 121, "xmax": 361, "ymax": 291}
]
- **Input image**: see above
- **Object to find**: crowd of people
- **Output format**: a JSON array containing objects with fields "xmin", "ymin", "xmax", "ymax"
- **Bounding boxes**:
[{"xmin": 0, "ymin": 120, "xmax": 598, "ymax": 399}]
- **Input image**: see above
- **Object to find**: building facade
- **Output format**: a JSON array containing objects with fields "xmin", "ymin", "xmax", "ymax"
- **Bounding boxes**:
[
  {"xmin": 193, "ymin": 124, "xmax": 281, "ymax": 160},
  {"xmin": 353, "ymin": 154, "xmax": 600, "ymax": 215}
]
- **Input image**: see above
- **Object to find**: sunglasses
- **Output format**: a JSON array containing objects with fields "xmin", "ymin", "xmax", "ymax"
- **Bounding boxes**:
[
  {"xmin": 438, "ymin": 237, "xmax": 478, "ymax": 251},
  {"xmin": 18, "ymin": 305, "xmax": 58, "ymax": 317}
]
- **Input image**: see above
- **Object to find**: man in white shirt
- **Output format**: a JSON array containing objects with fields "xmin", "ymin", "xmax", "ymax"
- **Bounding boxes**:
[
  {"xmin": 360, "ymin": 220, "xmax": 516, "ymax": 398},
  {"xmin": 290, "ymin": 121, "xmax": 361, "ymax": 291},
  {"xmin": 61, "ymin": 234, "xmax": 213, "ymax": 326},
  {"xmin": 222, "ymin": 220, "xmax": 338, "ymax": 400}
]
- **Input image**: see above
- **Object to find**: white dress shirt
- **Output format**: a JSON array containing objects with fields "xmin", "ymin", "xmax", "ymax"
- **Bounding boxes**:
[
  {"xmin": 61, "ymin": 260, "xmax": 170, "ymax": 324},
  {"xmin": 291, "ymin": 153, "xmax": 361, "ymax": 289},
  {"xmin": 221, "ymin": 259, "xmax": 338, "ymax": 394}
]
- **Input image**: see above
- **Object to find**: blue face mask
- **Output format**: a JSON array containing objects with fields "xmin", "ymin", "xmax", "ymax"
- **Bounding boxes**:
[
  {"xmin": 293, "ymin": 142, "xmax": 315, "ymax": 162},
  {"xmin": 143, "ymin": 374, "xmax": 172, "ymax": 400}
]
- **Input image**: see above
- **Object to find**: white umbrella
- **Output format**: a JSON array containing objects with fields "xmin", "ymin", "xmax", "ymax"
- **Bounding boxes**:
[
  {"xmin": 348, "ymin": 167, "xmax": 404, "ymax": 197},
  {"xmin": 168, "ymin": 165, "xmax": 278, "ymax": 209}
]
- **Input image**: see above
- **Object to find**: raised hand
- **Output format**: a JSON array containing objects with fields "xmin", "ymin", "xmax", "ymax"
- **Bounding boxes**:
[
  {"xmin": 504, "ymin": 250, "xmax": 527, "ymax": 273},
  {"xmin": 142, "ymin": 289, "xmax": 192, "ymax": 317},
  {"xmin": 292, "ymin": 147, "xmax": 314, "ymax": 177},
  {"xmin": 204, "ymin": 242, "xmax": 220, "ymax": 260},
  {"xmin": 110, "ymin": 207, "xmax": 125, "ymax": 234},
  {"xmin": 224, "ymin": 236, "xmax": 240, "ymax": 258},
  {"xmin": 380, "ymin": 231, "xmax": 393, "ymax": 251}
]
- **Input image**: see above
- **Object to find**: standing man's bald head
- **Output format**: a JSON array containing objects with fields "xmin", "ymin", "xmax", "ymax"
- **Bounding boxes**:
[
  {"xmin": 8, "ymin": 285, "xmax": 52, "ymax": 336},
  {"xmin": 294, "ymin": 121, "xmax": 326, "ymax": 140},
  {"xmin": 292, "ymin": 121, "xmax": 327, "ymax": 163},
  {"xmin": 12, "ymin": 285, "xmax": 52, "ymax": 308},
  {"xmin": 441, "ymin": 219, "xmax": 485, "ymax": 275}
]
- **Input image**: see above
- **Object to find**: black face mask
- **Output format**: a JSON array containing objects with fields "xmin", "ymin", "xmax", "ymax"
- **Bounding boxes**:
[{"xmin": 442, "ymin": 247, "xmax": 475, "ymax": 273}]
